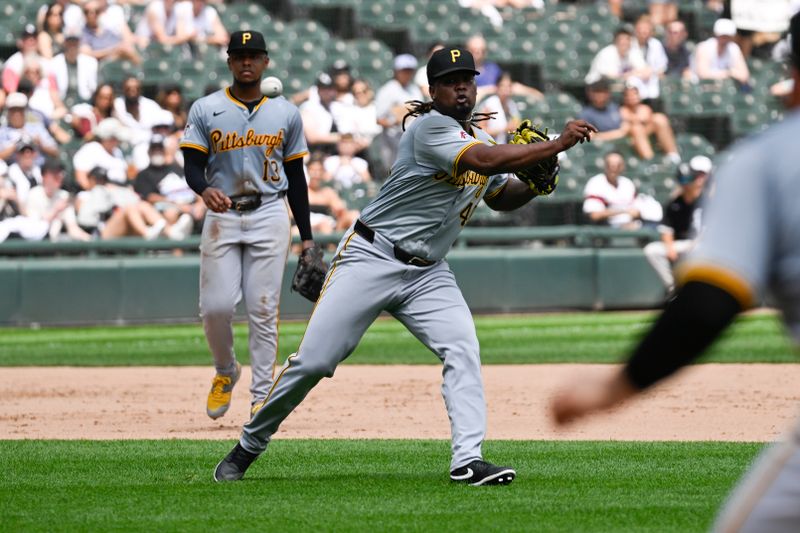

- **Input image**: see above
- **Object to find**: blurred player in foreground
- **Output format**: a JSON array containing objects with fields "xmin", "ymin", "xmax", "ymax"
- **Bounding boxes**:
[{"xmin": 551, "ymin": 13, "xmax": 800, "ymax": 533}]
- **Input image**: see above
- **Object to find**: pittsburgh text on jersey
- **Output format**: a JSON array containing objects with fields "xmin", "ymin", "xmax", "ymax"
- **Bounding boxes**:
[
  {"xmin": 210, "ymin": 128, "xmax": 285, "ymax": 156},
  {"xmin": 433, "ymin": 169, "xmax": 488, "ymax": 189}
]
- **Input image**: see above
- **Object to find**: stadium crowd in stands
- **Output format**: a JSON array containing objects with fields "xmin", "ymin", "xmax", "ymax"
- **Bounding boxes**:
[{"xmin": 0, "ymin": 0, "xmax": 793, "ymax": 250}]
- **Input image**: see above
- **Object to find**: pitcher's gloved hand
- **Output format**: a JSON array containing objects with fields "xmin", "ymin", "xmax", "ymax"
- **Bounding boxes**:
[{"xmin": 508, "ymin": 120, "xmax": 560, "ymax": 196}]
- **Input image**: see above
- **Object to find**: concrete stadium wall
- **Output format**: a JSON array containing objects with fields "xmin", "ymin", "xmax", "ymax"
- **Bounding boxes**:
[{"xmin": 0, "ymin": 250, "xmax": 664, "ymax": 326}]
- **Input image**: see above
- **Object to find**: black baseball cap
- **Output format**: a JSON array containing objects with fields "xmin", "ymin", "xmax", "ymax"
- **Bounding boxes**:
[
  {"xmin": 227, "ymin": 30, "xmax": 268, "ymax": 55},
  {"xmin": 426, "ymin": 47, "xmax": 480, "ymax": 84}
]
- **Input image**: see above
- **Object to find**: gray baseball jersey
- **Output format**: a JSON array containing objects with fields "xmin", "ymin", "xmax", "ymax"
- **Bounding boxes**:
[
  {"xmin": 680, "ymin": 110, "xmax": 800, "ymax": 340},
  {"xmin": 241, "ymin": 110, "xmax": 510, "ymax": 471},
  {"xmin": 360, "ymin": 109, "xmax": 508, "ymax": 260},
  {"xmin": 180, "ymin": 89, "xmax": 308, "ymax": 197},
  {"xmin": 181, "ymin": 88, "xmax": 308, "ymax": 414},
  {"xmin": 679, "ymin": 110, "xmax": 800, "ymax": 533}
]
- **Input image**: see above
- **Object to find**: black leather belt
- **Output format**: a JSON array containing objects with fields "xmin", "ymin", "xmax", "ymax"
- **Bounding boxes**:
[
  {"xmin": 354, "ymin": 219, "xmax": 435, "ymax": 267},
  {"xmin": 229, "ymin": 194, "xmax": 262, "ymax": 212}
]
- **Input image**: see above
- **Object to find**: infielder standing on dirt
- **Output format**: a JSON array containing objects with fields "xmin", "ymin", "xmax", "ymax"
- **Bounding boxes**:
[
  {"xmin": 552, "ymin": 12, "xmax": 800, "ymax": 532},
  {"xmin": 180, "ymin": 30, "xmax": 313, "ymax": 420},
  {"xmin": 214, "ymin": 47, "xmax": 596, "ymax": 485}
]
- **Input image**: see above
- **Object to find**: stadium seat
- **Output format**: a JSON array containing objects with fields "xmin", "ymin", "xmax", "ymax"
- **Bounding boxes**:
[
  {"xmin": 220, "ymin": 2, "xmax": 271, "ymax": 30},
  {"xmin": 676, "ymin": 132, "xmax": 715, "ymax": 159}
]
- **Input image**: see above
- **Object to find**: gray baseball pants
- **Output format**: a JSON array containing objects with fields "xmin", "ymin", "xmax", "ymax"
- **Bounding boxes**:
[
  {"xmin": 241, "ymin": 228, "xmax": 487, "ymax": 471},
  {"xmin": 713, "ymin": 416, "xmax": 800, "ymax": 532},
  {"xmin": 199, "ymin": 196, "xmax": 290, "ymax": 405}
]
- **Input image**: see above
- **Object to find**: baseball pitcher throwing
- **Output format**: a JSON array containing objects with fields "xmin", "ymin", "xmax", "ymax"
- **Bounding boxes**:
[
  {"xmin": 180, "ymin": 30, "xmax": 315, "ymax": 420},
  {"xmin": 214, "ymin": 47, "xmax": 596, "ymax": 485}
]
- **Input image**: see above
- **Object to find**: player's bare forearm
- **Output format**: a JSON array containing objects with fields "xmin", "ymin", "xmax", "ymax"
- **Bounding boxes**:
[
  {"xmin": 460, "ymin": 120, "xmax": 596, "ymax": 175},
  {"xmin": 484, "ymin": 178, "xmax": 537, "ymax": 211},
  {"xmin": 551, "ymin": 368, "xmax": 640, "ymax": 425}
]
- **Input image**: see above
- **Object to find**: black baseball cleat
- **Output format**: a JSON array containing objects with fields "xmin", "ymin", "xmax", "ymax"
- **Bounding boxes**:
[
  {"xmin": 213, "ymin": 442, "xmax": 260, "ymax": 482},
  {"xmin": 450, "ymin": 459, "xmax": 516, "ymax": 486}
]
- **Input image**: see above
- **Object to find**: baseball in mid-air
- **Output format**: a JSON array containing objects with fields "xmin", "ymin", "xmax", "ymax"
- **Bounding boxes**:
[{"xmin": 261, "ymin": 76, "xmax": 283, "ymax": 97}]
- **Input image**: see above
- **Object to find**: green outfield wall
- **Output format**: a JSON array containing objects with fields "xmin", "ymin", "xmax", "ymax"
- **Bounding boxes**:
[{"xmin": 0, "ymin": 249, "xmax": 663, "ymax": 326}]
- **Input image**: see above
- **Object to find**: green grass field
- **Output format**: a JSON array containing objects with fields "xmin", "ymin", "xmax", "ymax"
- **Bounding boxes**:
[
  {"xmin": 2, "ymin": 440, "xmax": 761, "ymax": 532},
  {"xmin": 3, "ymin": 310, "xmax": 794, "ymax": 531},
  {"xmin": 0, "ymin": 310, "xmax": 794, "ymax": 366}
]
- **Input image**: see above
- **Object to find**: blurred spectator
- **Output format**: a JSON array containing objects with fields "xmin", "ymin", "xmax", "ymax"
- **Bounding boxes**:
[
  {"xmin": 631, "ymin": 15, "xmax": 667, "ymax": 101},
  {"xmin": 72, "ymin": 117, "xmax": 131, "ymax": 189},
  {"xmin": 476, "ymin": 71, "xmax": 522, "ymax": 144},
  {"xmin": 7, "ymin": 141, "xmax": 42, "ymax": 204},
  {"xmin": 415, "ymin": 42, "xmax": 445, "ymax": 98},
  {"xmin": 80, "ymin": 0, "xmax": 142, "ymax": 65},
  {"xmin": 578, "ymin": 79, "xmax": 629, "ymax": 143},
  {"xmin": 466, "ymin": 34, "xmax": 543, "ymax": 100},
  {"xmin": 585, "ymin": 26, "xmax": 651, "ymax": 91},
  {"xmin": 375, "ymin": 54, "xmax": 423, "ymax": 174},
  {"xmin": 114, "ymin": 76, "xmax": 168, "ymax": 146},
  {"xmin": 301, "ymin": 72, "xmax": 344, "ymax": 154},
  {"xmin": 583, "ymin": 151, "xmax": 650, "ymax": 229},
  {"xmin": 51, "ymin": 30, "xmax": 98, "ymax": 108},
  {"xmin": 36, "ymin": 1, "xmax": 83, "ymax": 35},
  {"xmin": 292, "ymin": 59, "xmax": 354, "ymax": 107},
  {"xmin": 323, "ymin": 134, "xmax": 372, "ymax": 188},
  {"xmin": 663, "ymin": 20, "xmax": 692, "ymax": 80},
  {"xmin": 134, "ymin": 0, "xmax": 195, "ymax": 47},
  {"xmin": 0, "ymin": 93, "xmax": 59, "ymax": 165},
  {"xmin": 306, "ymin": 154, "xmax": 358, "ymax": 233},
  {"xmin": 155, "ymin": 83, "xmax": 188, "ymax": 130},
  {"xmin": 0, "ymin": 153, "xmax": 49, "ymax": 243},
  {"xmin": 131, "ymin": 109, "xmax": 179, "ymax": 171},
  {"xmin": 458, "ymin": 0, "xmax": 504, "ymax": 29},
  {"xmin": 643, "ymin": 155, "xmax": 711, "ymax": 296},
  {"xmin": 2, "ymin": 25, "xmax": 45, "ymax": 94},
  {"xmin": 74, "ymin": 166, "xmax": 182, "ymax": 240},
  {"xmin": 21, "ymin": 55, "xmax": 68, "ymax": 121},
  {"xmin": 329, "ymin": 59, "xmax": 355, "ymax": 105},
  {"xmin": 620, "ymin": 83, "xmax": 680, "ymax": 163},
  {"xmin": 133, "ymin": 135, "xmax": 198, "ymax": 235},
  {"xmin": 333, "ymin": 78, "xmax": 381, "ymax": 147},
  {"xmin": 649, "ymin": 1, "xmax": 678, "ymax": 28},
  {"xmin": 186, "ymin": 0, "xmax": 228, "ymax": 49},
  {"xmin": 70, "ymin": 82, "xmax": 116, "ymax": 139},
  {"xmin": 37, "ymin": 3, "xmax": 67, "ymax": 59},
  {"xmin": 466, "ymin": 34, "xmax": 502, "ymax": 88},
  {"xmin": 15, "ymin": 78, "xmax": 72, "ymax": 145},
  {"xmin": 25, "ymin": 158, "xmax": 90, "ymax": 241},
  {"xmin": 693, "ymin": 18, "xmax": 751, "ymax": 86}
]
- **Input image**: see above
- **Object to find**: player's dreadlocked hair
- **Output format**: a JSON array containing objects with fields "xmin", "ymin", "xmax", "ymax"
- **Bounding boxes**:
[{"xmin": 402, "ymin": 100, "xmax": 497, "ymax": 130}]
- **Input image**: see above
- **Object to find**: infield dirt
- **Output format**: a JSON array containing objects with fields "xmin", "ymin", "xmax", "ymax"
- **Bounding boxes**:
[{"xmin": 2, "ymin": 364, "xmax": 799, "ymax": 441}]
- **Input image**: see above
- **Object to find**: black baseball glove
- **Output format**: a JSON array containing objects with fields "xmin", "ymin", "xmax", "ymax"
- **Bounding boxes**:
[
  {"xmin": 508, "ymin": 119, "xmax": 560, "ymax": 196},
  {"xmin": 291, "ymin": 244, "xmax": 328, "ymax": 302}
]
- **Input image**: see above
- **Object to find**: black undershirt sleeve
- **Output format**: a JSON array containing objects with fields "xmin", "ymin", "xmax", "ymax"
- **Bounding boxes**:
[
  {"xmin": 182, "ymin": 147, "xmax": 209, "ymax": 196},
  {"xmin": 285, "ymin": 158, "xmax": 313, "ymax": 242},
  {"xmin": 624, "ymin": 281, "xmax": 743, "ymax": 390}
]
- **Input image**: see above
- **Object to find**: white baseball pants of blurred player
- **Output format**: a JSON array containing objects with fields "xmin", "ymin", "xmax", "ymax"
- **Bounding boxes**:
[
  {"xmin": 199, "ymin": 196, "xmax": 290, "ymax": 405},
  {"xmin": 643, "ymin": 238, "xmax": 696, "ymax": 292},
  {"xmin": 242, "ymin": 229, "xmax": 487, "ymax": 471}
]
